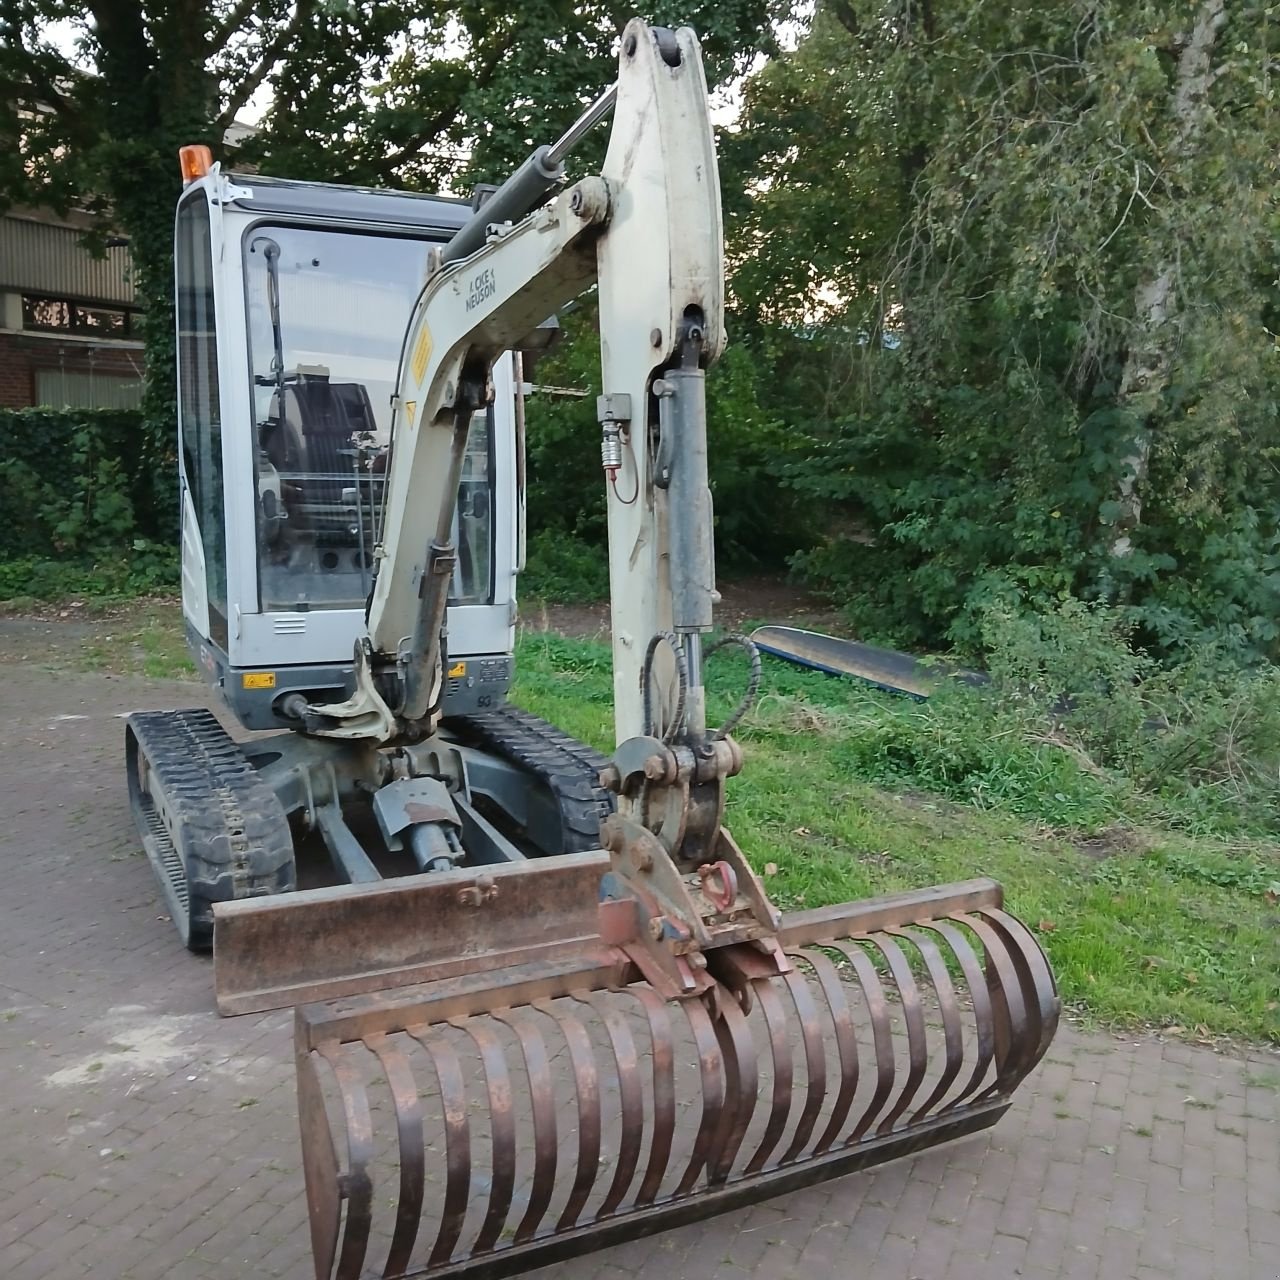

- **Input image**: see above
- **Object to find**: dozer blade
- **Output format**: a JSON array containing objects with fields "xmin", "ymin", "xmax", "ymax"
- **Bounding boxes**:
[
  {"xmin": 213, "ymin": 854, "xmax": 612, "ymax": 1016},
  {"xmin": 295, "ymin": 876, "xmax": 1058, "ymax": 1280}
]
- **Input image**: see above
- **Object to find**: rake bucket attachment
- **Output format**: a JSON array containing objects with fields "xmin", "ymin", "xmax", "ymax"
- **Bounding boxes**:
[{"xmin": 295, "ymin": 874, "xmax": 1057, "ymax": 1280}]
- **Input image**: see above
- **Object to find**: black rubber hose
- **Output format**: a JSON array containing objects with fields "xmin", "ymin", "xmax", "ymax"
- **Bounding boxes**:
[
  {"xmin": 706, "ymin": 633, "xmax": 762, "ymax": 740},
  {"xmin": 642, "ymin": 631, "xmax": 689, "ymax": 744}
]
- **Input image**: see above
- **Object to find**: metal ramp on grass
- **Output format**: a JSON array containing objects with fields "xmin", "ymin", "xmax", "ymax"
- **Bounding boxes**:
[{"xmin": 750, "ymin": 626, "xmax": 985, "ymax": 700}]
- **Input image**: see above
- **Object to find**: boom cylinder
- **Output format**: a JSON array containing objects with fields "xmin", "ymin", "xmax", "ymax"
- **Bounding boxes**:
[
  {"xmin": 442, "ymin": 147, "xmax": 565, "ymax": 266},
  {"xmin": 657, "ymin": 362, "xmax": 715, "ymax": 637},
  {"xmin": 654, "ymin": 327, "xmax": 716, "ymax": 740}
]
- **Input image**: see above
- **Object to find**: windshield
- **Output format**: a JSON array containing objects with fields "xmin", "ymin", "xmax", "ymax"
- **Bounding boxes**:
[{"xmin": 245, "ymin": 223, "xmax": 493, "ymax": 611}]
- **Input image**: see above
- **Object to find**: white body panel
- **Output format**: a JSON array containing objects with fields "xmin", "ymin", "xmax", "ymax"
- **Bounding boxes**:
[{"xmin": 179, "ymin": 487, "xmax": 210, "ymax": 637}]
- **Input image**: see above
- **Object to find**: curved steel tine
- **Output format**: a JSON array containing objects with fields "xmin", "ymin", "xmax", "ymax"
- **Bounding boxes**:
[
  {"xmin": 918, "ymin": 920, "xmax": 996, "ymax": 1111},
  {"xmin": 982, "ymin": 908, "xmax": 1061, "ymax": 1063},
  {"xmin": 631, "ymin": 987, "xmax": 676, "ymax": 1207},
  {"xmin": 675, "ymin": 995, "xmax": 729, "ymax": 1194},
  {"xmin": 452, "ymin": 1018, "xmax": 516, "ymax": 1255},
  {"xmin": 707, "ymin": 989, "xmax": 761, "ymax": 1185},
  {"xmin": 861, "ymin": 932, "xmax": 929, "ymax": 1136},
  {"xmin": 297, "ymin": 1046, "xmax": 342, "ymax": 1280},
  {"xmin": 534, "ymin": 999, "xmax": 601, "ymax": 1232},
  {"xmin": 831, "ymin": 941, "xmax": 896, "ymax": 1142},
  {"xmin": 490, "ymin": 1011, "xmax": 557, "ymax": 1244},
  {"xmin": 743, "ymin": 975, "xmax": 794, "ymax": 1175},
  {"xmin": 791, "ymin": 948, "xmax": 859, "ymax": 1155},
  {"xmin": 886, "ymin": 926, "xmax": 963, "ymax": 1123},
  {"xmin": 953, "ymin": 913, "xmax": 1030, "ymax": 1095},
  {"xmin": 315, "ymin": 1040, "xmax": 374, "ymax": 1280},
  {"xmin": 576, "ymin": 993, "xmax": 644, "ymax": 1218},
  {"xmin": 364, "ymin": 1033, "xmax": 424, "ymax": 1278},
  {"xmin": 776, "ymin": 961, "xmax": 829, "ymax": 1165},
  {"xmin": 406, "ymin": 1027, "xmax": 471, "ymax": 1269},
  {"xmin": 971, "ymin": 910, "xmax": 1043, "ymax": 1081}
]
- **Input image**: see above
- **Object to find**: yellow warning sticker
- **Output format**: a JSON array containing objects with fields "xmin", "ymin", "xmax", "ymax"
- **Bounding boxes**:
[
  {"xmin": 409, "ymin": 325, "xmax": 433, "ymax": 384},
  {"xmin": 403, "ymin": 399, "xmax": 417, "ymax": 428},
  {"xmin": 447, "ymin": 661, "xmax": 467, "ymax": 679},
  {"xmin": 242, "ymin": 671, "xmax": 277, "ymax": 690}
]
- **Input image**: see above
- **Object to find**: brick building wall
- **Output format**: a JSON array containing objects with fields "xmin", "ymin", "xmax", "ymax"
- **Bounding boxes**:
[
  {"xmin": 1, "ymin": 207, "xmax": 144, "ymax": 410},
  {"xmin": 0, "ymin": 329, "xmax": 145, "ymax": 409}
]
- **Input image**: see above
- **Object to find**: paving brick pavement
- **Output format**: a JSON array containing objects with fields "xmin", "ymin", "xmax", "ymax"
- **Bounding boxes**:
[{"xmin": 1, "ymin": 663, "xmax": 1276, "ymax": 1280}]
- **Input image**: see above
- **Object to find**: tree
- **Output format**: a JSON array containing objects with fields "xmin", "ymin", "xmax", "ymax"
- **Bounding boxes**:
[
  {"xmin": 0, "ymin": 1, "xmax": 785, "ymax": 456},
  {"xmin": 731, "ymin": 1, "xmax": 1280, "ymax": 659}
]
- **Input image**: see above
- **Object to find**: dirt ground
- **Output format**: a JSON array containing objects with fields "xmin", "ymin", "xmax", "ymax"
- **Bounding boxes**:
[{"xmin": 521, "ymin": 575, "xmax": 847, "ymax": 638}]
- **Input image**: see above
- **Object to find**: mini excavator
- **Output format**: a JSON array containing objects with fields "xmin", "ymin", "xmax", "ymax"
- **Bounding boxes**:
[{"xmin": 127, "ymin": 21, "xmax": 1058, "ymax": 1279}]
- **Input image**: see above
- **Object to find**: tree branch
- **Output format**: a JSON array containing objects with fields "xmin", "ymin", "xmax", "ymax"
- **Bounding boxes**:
[
  {"xmin": 209, "ymin": 0, "xmax": 265, "ymax": 58},
  {"xmin": 1108, "ymin": 0, "xmax": 1227, "ymax": 560},
  {"xmin": 216, "ymin": 0, "xmax": 315, "ymax": 131},
  {"xmin": 0, "ymin": 3, "xmax": 87, "ymax": 130},
  {"xmin": 828, "ymin": 0, "xmax": 860, "ymax": 38},
  {"xmin": 366, "ymin": 40, "xmax": 508, "ymax": 180}
]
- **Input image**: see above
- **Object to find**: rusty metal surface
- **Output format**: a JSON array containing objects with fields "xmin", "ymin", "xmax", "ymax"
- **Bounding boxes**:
[
  {"xmin": 213, "ymin": 853, "xmax": 611, "ymax": 1015},
  {"xmin": 294, "ymin": 878, "xmax": 1059, "ymax": 1280}
]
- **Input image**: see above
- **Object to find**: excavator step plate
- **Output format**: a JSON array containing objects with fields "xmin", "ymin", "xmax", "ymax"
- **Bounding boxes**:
[{"xmin": 295, "ymin": 877, "xmax": 1057, "ymax": 1279}]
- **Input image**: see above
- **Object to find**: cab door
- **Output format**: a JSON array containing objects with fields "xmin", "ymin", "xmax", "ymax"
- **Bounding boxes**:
[{"xmin": 174, "ymin": 188, "xmax": 228, "ymax": 650}]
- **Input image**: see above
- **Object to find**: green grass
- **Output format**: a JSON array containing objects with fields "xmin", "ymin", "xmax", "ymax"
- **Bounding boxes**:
[
  {"xmin": 513, "ymin": 630, "xmax": 1280, "ymax": 1044},
  {"xmin": 80, "ymin": 618, "xmax": 194, "ymax": 679},
  {"xmin": 7, "ymin": 602, "xmax": 1275, "ymax": 1042}
]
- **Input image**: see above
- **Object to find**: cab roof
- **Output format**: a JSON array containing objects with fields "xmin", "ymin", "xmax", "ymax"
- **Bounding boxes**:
[{"xmin": 221, "ymin": 171, "xmax": 475, "ymax": 236}]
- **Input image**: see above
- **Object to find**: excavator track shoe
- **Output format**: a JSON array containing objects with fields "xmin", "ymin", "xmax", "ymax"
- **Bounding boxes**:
[
  {"xmin": 296, "ymin": 877, "xmax": 1057, "ymax": 1279},
  {"xmin": 125, "ymin": 709, "xmax": 295, "ymax": 949},
  {"xmin": 445, "ymin": 706, "xmax": 616, "ymax": 854}
]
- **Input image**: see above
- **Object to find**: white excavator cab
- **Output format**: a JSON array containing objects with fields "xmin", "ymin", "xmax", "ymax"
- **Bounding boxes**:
[{"xmin": 174, "ymin": 170, "xmax": 520, "ymax": 730}]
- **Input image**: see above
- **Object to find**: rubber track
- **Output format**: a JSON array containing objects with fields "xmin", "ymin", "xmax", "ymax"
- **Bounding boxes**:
[
  {"xmin": 446, "ymin": 705, "xmax": 616, "ymax": 854},
  {"xmin": 126, "ymin": 709, "xmax": 295, "ymax": 950}
]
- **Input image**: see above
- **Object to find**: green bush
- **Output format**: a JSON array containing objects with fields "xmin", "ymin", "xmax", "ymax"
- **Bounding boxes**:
[
  {"xmin": 747, "ymin": 594, "xmax": 1280, "ymax": 838},
  {"xmin": 521, "ymin": 529, "xmax": 611, "ymax": 604},
  {"xmin": 0, "ymin": 544, "xmax": 179, "ymax": 601},
  {"xmin": 0, "ymin": 408, "xmax": 176, "ymax": 600},
  {"xmin": 521, "ymin": 301, "xmax": 816, "ymax": 588},
  {"xmin": 825, "ymin": 687, "xmax": 1118, "ymax": 830},
  {"xmin": 973, "ymin": 596, "xmax": 1280, "ymax": 834}
]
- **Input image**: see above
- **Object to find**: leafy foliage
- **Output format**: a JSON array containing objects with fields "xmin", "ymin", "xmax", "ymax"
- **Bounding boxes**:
[
  {"xmin": 4, "ymin": 0, "xmax": 1280, "ymax": 693},
  {"xmin": 520, "ymin": 299, "xmax": 817, "ymax": 600},
  {"xmin": 976, "ymin": 596, "xmax": 1280, "ymax": 834},
  {"xmin": 1, "ymin": 1, "xmax": 786, "ymax": 484},
  {"xmin": 0, "ymin": 409, "xmax": 177, "ymax": 599},
  {"xmin": 729, "ymin": 1, "xmax": 1280, "ymax": 660}
]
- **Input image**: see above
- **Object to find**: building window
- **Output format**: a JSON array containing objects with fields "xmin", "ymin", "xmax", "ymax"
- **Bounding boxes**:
[
  {"xmin": 22, "ymin": 294, "xmax": 136, "ymax": 338},
  {"xmin": 34, "ymin": 368, "xmax": 143, "ymax": 410}
]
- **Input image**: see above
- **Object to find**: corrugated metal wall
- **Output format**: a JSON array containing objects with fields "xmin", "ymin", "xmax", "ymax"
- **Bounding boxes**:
[{"xmin": 0, "ymin": 215, "xmax": 136, "ymax": 306}]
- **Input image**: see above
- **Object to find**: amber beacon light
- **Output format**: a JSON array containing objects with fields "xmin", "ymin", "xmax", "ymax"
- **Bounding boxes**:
[{"xmin": 179, "ymin": 145, "xmax": 213, "ymax": 184}]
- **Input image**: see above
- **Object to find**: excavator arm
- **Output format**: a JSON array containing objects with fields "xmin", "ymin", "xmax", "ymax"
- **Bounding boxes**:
[
  {"xmin": 311, "ymin": 23, "xmax": 723, "ymax": 750},
  {"xmin": 301, "ymin": 21, "xmax": 778, "ymax": 997}
]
